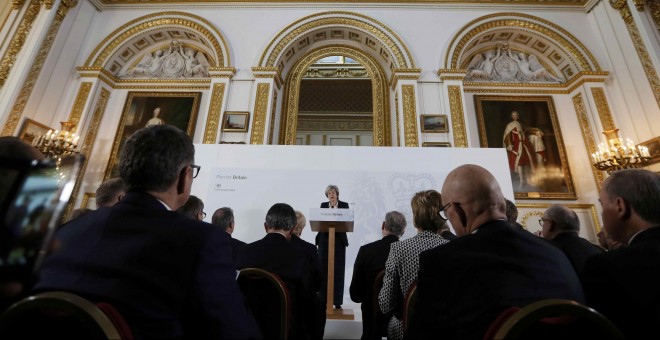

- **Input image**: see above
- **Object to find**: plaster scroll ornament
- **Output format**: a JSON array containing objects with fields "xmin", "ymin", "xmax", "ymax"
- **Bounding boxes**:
[
  {"xmin": 465, "ymin": 42, "xmax": 563, "ymax": 83},
  {"xmin": 121, "ymin": 40, "xmax": 210, "ymax": 79}
]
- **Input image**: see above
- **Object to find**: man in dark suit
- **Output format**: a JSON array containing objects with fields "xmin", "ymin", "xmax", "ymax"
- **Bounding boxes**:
[
  {"xmin": 582, "ymin": 169, "xmax": 660, "ymax": 339},
  {"xmin": 316, "ymin": 184, "xmax": 349, "ymax": 309},
  {"xmin": 405, "ymin": 164, "xmax": 585, "ymax": 340},
  {"xmin": 33, "ymin": 125, "xmax": 258, "ymax": 339},
  {"xmin": 211, "ymin": 206, "xmax": 246, "ymax": 267},
  {"xmin": 350, "ymin": 211, "xmax": 406, "ymax": 340},
  {"xmin": 238, "ymin": 203, "xmax": 322, "ymax": 340},
  {"xmin": 539, "ymin": 204, "xmax": 604, "ymax": 275}
]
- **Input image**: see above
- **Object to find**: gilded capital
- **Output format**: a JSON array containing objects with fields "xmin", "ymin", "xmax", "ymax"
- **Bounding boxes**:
[
  {"xmin": 42, "ymin": 0, "xmax": 53, "ymax": 10},
  {"xmin": 632, "ymin": 0, "xmax": 646, "ymax": 10},
  {"xmin": 61, "ymin": 0, "xmax": 79, "ymax": 8},
  {"xmin": 609, "ymin": 0, "xmax": 628, "ymax": 10},
  {"xmin": 11, "ymin": 0, "xmax": 25, "ymax": 10}
]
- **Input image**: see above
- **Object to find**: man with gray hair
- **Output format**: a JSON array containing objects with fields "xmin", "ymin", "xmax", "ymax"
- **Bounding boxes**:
[
  {"xmin": 237, "ymin": 203, "xmax": 322, "ymax": 339},
  {"xmin": 540, "ymin": 204, "xmax": 604, "ymax": 275},
  {"xmin": 211, "ymin": 207, "xmax": 246, "ymax": 267},
  {"xmin": 350, "ymin": 211, "xmax": 406, "ymax": 340},
  {"xmin": 34, "ymin": 125, "xmax": 258, "ymax": 339},
  {"xmin": 95, "ymin": 178, "xmax": 126, "ymax": 208},
  {"xmin": 582, "ymin": 169, "xmax": 660, "ymax": 339}
]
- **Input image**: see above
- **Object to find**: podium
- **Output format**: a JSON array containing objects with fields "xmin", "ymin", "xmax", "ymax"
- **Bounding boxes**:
[{"xmin": 309, "ymin": 208, "xmax": 355, "ymax": 320}]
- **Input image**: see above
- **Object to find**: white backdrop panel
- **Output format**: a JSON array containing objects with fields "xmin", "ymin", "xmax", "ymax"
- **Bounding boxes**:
[{"xmin": 191, "ymin": 144, "xmax": 513, "ymax": 304}]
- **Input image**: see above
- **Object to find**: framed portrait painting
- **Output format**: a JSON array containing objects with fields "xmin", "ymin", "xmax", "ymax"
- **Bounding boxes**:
[
  {"xmin": 103, "ymin": 92, "xmax": 201, "ymax": 180},
  {"xmin": 221, "ymin": 112, "xmax": 250, "ymax": 132},
  {"xmin": 420, "ymin": 114, "xmax": 449, "ymax": 133},
  {"xmin": 18, "ymin": 118, "xmax": 51, "ymax": 144},
  {"xmin": 474, "ymin": 95, "xmax": 576, "ymax": 199}
]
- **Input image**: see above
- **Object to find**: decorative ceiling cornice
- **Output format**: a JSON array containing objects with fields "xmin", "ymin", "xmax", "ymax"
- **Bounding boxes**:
[{"xmin": 97, "ymin": 0, "xmax": 586, "ymax": 4}]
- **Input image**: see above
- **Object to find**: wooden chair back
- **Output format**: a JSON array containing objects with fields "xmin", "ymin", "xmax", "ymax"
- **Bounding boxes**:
[
  {"xmin": 0, "ymin": 291, "xmax": 132, "ymax": 339},
  {"xmin": 402, "ymin": 281, "xmax": 418, "ymax": 333},
  {"xmin": 490, "ymin": 299, "xmax": 624, "ymax": 340},
  {"xmin": 238, "ymin": 268, "xmax": 291, "ymax": 340}
]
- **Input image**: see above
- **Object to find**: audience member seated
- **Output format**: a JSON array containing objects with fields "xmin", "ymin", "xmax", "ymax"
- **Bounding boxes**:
[
  {"xmin": 597, "ymin": 228, "xmax": 623, "ymax": 251},
  {"xmin": 211, "ymin": 207, "xmax": 246, "ymax": 267},
  {"xmin": 379, "ymin": 190, "xmax": 449, "ymax": 340},
  {"xmin": 64, "ymin": 208, "xmax": 93, "ymax": 224},
  {"xmin": 0, "ymin": 137, "xmax": 44, "ymax": 311},
  {"xmin": 237, "ymin": 203, "xmax": 322, "ymax": 340},
  {"xmin": 505, "ymin": 198, "xmax": 525, "ymax": 230},
  {"xmin": 351, "ymin": 211, "xmax": 406, "ymax": 340},
  {"xmin": 539, "ymin": 204, "xmax": 604, "ymax": 275},
  {"xmin": 95, "ymin": 178, "xmax": 126, "ymax": 208},
  {"xmin": 32, "ymin": 125, "xmax": 258, "ymax": 339},
  {"xmin": 291, "ymin": 210, "xmax": 325, "ymax": 340},
  {"xmin": 581, "ymin": 169, "xmax": 660, "ymax": 339},
  {"xmin": 176, "ymin": 194, "xmax": 205, "ymax": 220},
  {"xmin": 404, "ymin": 164, "xmax": 585, "ymax": 340}
]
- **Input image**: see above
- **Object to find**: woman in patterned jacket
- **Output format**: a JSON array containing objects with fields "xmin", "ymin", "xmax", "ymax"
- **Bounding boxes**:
[{"xmin": 378, "ymin": 190, "xmax": 451, "ymax": 340}]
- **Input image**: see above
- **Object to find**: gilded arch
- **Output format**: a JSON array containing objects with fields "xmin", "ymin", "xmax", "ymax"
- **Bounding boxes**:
[
  {"xmin": 281, "ymin": 45, "xmax": 390, "ymax": 146},
  {"xmin": 259, "ymin": 11, "xmax": 415, "ymax": 70},
  {"xmin": 84, "ymin": 11, "xmax": 231, "ymax": 70},
  {"xmin": 445, "ymin": 12, "xmax": 601, "ymax": 81}
]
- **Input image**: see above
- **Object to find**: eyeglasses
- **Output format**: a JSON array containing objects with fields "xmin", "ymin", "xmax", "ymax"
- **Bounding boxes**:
[
  {"xmin": 538, "ymin": 218, "xmax": 551, "ymax": 226},
  {"xmin": 190, "ymin": 164, "xmax": 201, "ymax": 178},
  {"xmin": 439, "ymin": 202, "xmax": 461, "ymax": 221},
  {"xmin": 200, "ymin": 211, "xmax": 207, "ymax": 219}
]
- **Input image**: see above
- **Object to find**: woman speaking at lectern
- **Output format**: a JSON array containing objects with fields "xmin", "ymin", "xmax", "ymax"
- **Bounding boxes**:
[{"xmin": 315, "ymin": 184, "xmax": 348, "ymax": 309}]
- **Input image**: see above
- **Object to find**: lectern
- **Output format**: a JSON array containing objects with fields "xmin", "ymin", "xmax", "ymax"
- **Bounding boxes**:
[{"xmin": 309, "ymin": 208, "xmax": 355, "ymax": 320}]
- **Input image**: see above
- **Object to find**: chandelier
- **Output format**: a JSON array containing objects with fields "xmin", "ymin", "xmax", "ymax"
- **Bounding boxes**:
[
  {"xmin": 592, "ymin": 129, "xmax": 651, "ymax": 174},
  {"xmin": 32, "ymin": 121, "xmax": 81, "ymax": 159}
]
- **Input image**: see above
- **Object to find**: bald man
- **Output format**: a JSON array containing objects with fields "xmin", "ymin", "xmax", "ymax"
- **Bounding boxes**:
[{"xmin": 404, "ymin": 164, "xmax": 584, "ymax": 340}]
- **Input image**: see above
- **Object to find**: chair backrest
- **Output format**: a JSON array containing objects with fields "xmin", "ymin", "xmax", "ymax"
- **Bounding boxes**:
[
  {"xmin": 402, "ymin": 281, "xmax": 418, "ymax": 333},
  {"xmin": 372, "ymin": 269, "xmax": 387, "ymax": 338},
  {"xmin": 238, "ymin": 268, "xmax": 291, "ymax": 340},
  {"xmin": 0, "ymin": 291, "xmax": 132, "ymax": 339},
  {"xmin": 491, "ymin": 299, "xmax": 624, "ymax": 340}
]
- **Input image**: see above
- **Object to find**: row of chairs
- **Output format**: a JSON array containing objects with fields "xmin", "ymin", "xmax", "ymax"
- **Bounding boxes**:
[
  {"xmin": 372, "ymin": 268, "xmax": 623, "ymax": 340},
  {"xmin": 0, "ymin": 268, "xmax": 624, "ymax": 339}
]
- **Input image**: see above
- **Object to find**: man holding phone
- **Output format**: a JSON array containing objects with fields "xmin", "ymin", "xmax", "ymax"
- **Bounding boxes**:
[{"xmin": 33, "ymin": 125, "xmax": 258, "ymax": 339}]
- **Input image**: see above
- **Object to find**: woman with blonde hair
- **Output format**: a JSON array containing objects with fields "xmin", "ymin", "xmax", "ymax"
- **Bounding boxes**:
[{"xmin": 378, "ymin": 189, "xmax": 450, "ymax": 340}]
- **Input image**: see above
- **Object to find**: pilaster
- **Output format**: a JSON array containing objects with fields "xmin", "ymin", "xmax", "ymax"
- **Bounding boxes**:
[
  {"xmin": 202, "ymin": 67, "xmax": 234, "ymax": 144},
  {"xmin": 438, "ymin": 69, "xmax": 469, "ymax": 148},
  {"xmin": 250, "ymin": 67, "xmax": 281, "ymax": 145},
  {"xmin": 391, "ymin": 69, "xmax": 421, "ymax": 147}
]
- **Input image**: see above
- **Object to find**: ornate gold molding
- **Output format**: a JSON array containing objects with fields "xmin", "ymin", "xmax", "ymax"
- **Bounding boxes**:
[
  {"xmin": 517, "ymin": 203, "xmax": 602, "ymax": 234},
  {"xmin": 395, "ymin": 94, "xmax": 401, "ymax": 146},
  {"xmin": 86, "ymin": 12, "xmax": 229, "ymax": 69},
  {"xmin": 647, "ymin": 0, "xmax": 660, "ymax": 32},
  {"xmin": 402, "ymin": 85, "xmax": 419, "ymax": 147},
  {"xmin": 446, "ymin": 13, "xmax": 600, "ymax": 72},
  {"xmin": 3, "ymin": 0, "xmax": 74, "ymax": 136},
  {"xmin": 281, "ymin": 45, "xmax": 389, "ymax": 146},
  {"xmin": 11, "ymin": 0, "xmax": 25, "ymax": 10},
  {"xmin": 609, "ymin": 0, "xmax": 660, "ymax": 110},
  {"xmin": 202, "ymin": 82, "xmax": 225, "ymax": 144},
  {"xmin": 63, "ymin": 87, "xmax": 110, "ymax": 220},
  {"xmin": 67, "ymin": 82, "xmax": 92, "ymax": 127},
  {"xmin": 250, "ymin": 83, "xmax": 270, "ymax": 145},
  {"xmin": 0, "ymin": 0, "xmax": 41, "ymax": 89},
  {"xmin": 297, "ymin": 115, "xmax": 372, "ymax": 131},
  {"xmin": 590, "ymin": 87, "xmax": 616, "ymax": 131},
  {"xmin": 448, "ymin": 85, "xmax": 468, "ymax": 147},
  {"xmin": 260, "ymin": 12, "xmax": 414, "ymax": 69},
  {"xmin": 42, "ymin": 0, "xmax": 53, "ymax": 9},
  {"xmin": 572, "ymin": 93, "xmax": 604, "ymax": 191}
]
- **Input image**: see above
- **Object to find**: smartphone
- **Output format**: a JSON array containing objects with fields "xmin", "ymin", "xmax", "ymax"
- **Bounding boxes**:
[{"xmin": 0, "ymin": 154, "xmax": 84, "ymax": 277}]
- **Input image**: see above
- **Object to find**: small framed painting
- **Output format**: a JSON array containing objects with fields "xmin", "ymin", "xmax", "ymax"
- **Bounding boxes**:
[
  {"xmin": 18, "ymin": 118, "xmax": 51, "ymax": 144},
  {"xmin": 222, "ymin": 112, "xmax": 250, "ymax": 132},
  {"xmin": 420, "ymin": 114, "xmax": 449, "ymax": 133}
]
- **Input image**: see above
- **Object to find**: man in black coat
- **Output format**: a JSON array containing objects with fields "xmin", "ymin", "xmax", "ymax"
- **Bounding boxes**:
[
  {"xmin": 539, "ymin": 204, "xmax": 604, "ymax": 275},
  {"xmin": 211, "ymin": 206, "xmax": 247, "ymax": 268},
  {"xmin": 238, "ymin": 203, "xmax": 322, "ymax": 340},
  {"xmin": 582, "ymin": 169, "xmax": 660, "ymax": 339},
  {"xmin": 405, "ymin": 164, "xmax": 585, "ymax": 340},
  {"xmin": 33, "ymin": 125, "xmax": 258, "ymax": 339},
  {"xmin": 350, "ymin": 211, "xmax": 406, "ymax": 340}
]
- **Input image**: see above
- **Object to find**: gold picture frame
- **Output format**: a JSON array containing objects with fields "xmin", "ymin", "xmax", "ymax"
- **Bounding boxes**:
[
  {"xmin": 81, "ymin": 192, "xmax": 96, "ymax": 209},
  {"xmin": 420, "ymin": 114, "xmax": 449, "ymax": 133},
  {"xmin": 474, "ymin": 95, "xmax": 576, "ymax": 200},
  {"xmin": 221, "ymin": 111, "xmax": 250, "ymax": 132},
  {"xmin": 103, "ymin": 92, "xmax": 201, "ymax": 180},
  {"xmin": 422, "ymin": 142, "xmax": 451, "ymax": 147},
  {"xmin": 640, "ymin": 136, "xmax": 660, "ymax": 165},
  {"xmin": 516, "ymin": 203, "xmax": 601, "ymax": 242},
  {"xmin": 18, "ymin": 118, "xmax": 51, "ymax": 144}
]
